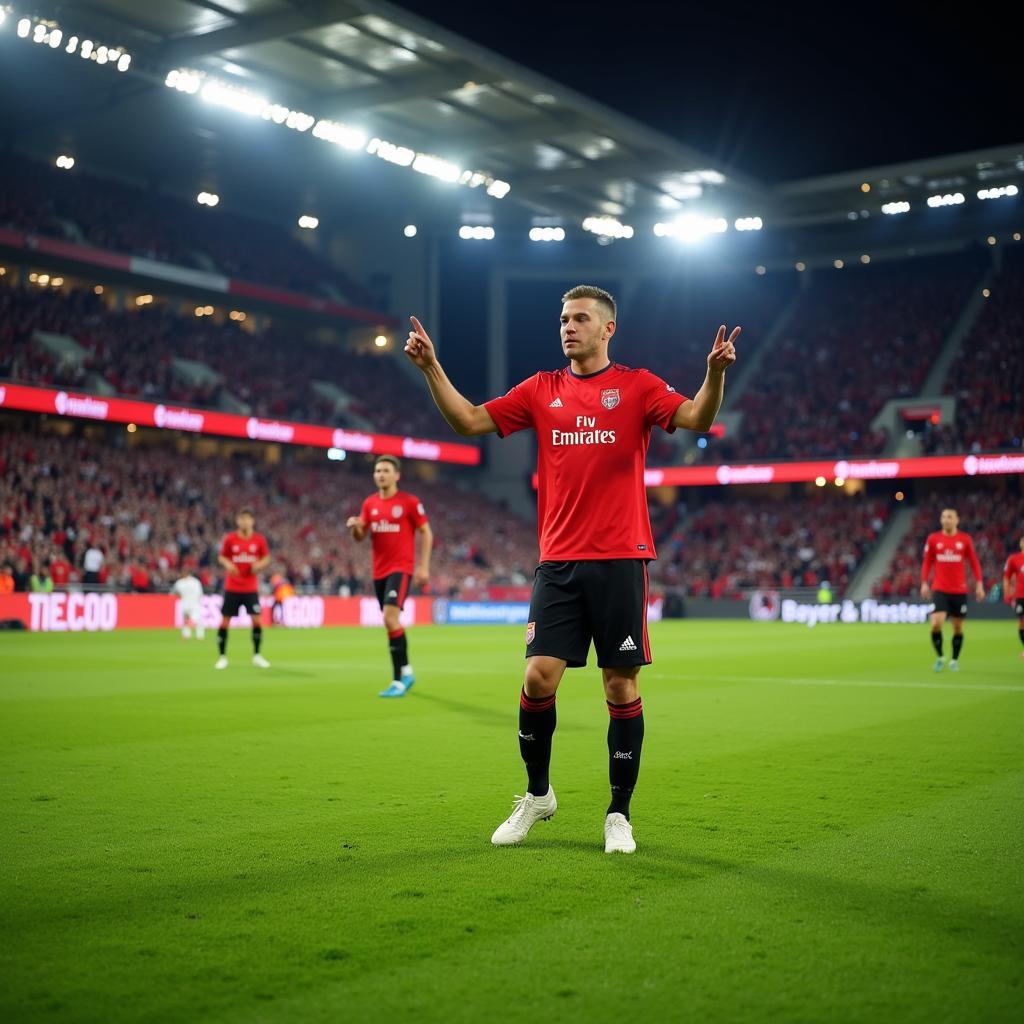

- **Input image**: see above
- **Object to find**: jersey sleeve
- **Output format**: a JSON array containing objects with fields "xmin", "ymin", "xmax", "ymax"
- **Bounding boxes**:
[
  {"xmin": 641, "ymin": 370, "xmax": 688, "ymax": 432},
  {"xmin": 219, "ymin": 535, "xmax": 231, "ymax": 559},
  {"xmin": 965, "ymin": 536, "xmax": 982, "ymax": 585},
  {"xmin": 360, "ymin": 497, "xmax": 371, "ymax": 522},
  {"xmin": 409, "ymin": 494, "xmax": 428, "ymax": 528},
  {"xmin": 920, "ymin": 537, "xmax": 935, "ymax": 583},
  {"xmin": 483, "ymin": 376, "xmax": 538, "ymax": 438}
]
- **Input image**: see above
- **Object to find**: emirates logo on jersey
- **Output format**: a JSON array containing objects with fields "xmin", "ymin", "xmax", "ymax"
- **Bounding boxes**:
[{"xmin": 601, "ymin": 388, "xmax": 620, "ymax": 410}]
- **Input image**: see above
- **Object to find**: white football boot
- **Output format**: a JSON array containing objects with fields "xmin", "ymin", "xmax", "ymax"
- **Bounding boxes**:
[
  {"xmin": 252, "ymin": 654, "xmax": 271, "ymax": 669},
  {"xmin": 490, "ymin": 788, "xmax": 557, "ymax": 845},
  {"xmin": 214, "ymin": 656, "xmax": 228, "ymax": 670},
  {"xmin": 604, "ymin": 813, "xmax": 636, "ymax": 854}
]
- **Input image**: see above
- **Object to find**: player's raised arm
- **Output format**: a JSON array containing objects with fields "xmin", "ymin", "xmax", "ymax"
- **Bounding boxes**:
[
  {"xmin": 672, "ymin": 325, "xmax": 740, "ymax": 432},
  {"xmin": 405, "ymin": 316, "xmax": 497, "ymax": 437},
  {"xmin": 346, "ymin": 516, "xmax": 367, "ymax": 543}
]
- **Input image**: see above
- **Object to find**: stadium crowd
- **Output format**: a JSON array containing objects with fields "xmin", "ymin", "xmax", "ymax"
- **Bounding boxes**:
[
  {"xmin": 0, "ymin": 156, "xmax": 375, "ymax": 306},
  {"xmin": 652, "ymin": 492, "xmax": 892, "ymax": 598},
  {"xmin": 0, "ymin": 430, "xmax": 537, "ymax": 598},
  {"xmin": 921, "ymin": 254, "xmax": 1024, "ymax": 455},
  {"xmin": 703, "ymin": 255, "xmax": 984, "ymax": 461},
  {"xmin": 0, "ymin": 278, "xmax": 451, "ymax": 440}
]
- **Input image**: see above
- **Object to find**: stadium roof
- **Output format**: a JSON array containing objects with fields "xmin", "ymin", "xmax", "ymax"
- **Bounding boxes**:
[{"xmin": 2, "ymin": 1, "xmax": 1021, "ymax": 234}]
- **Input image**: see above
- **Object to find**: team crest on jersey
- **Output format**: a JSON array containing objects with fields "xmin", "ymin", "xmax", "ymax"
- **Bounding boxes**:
[
  {"xmin": 601, "ymin": 388, "xmax": 620, "ymax": 410},
  {"xmin": 392, "ymin": 505, "xmax": 404, "ymax": 519},
  {"xmin": 525, "ymin": 621, "xmax": 536, "ymax": 645}
]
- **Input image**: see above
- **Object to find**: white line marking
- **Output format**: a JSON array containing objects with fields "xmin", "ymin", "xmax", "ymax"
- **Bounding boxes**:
[{"xmin": 649, "ymin": 673, "xmax": 1024, "ymax": 694}]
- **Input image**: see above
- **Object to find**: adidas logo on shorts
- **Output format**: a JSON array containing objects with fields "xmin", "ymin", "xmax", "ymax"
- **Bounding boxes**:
[{"xmin": 618, "ymin": 635, "xmax": 637, "ymax": 652}]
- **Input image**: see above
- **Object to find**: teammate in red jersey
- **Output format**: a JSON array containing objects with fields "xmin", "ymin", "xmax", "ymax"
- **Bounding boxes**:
[
  {"xmin": 346, "ymin": 455, "xmax": 432, "ymax": 698},
  {"xmin": 405, "ymin": 284, "xmax": 738, "ymax": 854},
  {"xmin": 215, "ymin": 508, "xmax": 271, "ymax": 670},
  {"xmin": 1002, "ymin": 535, "xmax": 1024, "ymax": 659},
  {"xmin": 920, "ymin": 508, "xmax": 985, "ymax": 672}
]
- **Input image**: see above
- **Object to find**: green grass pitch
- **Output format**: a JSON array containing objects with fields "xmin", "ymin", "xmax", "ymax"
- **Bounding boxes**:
[{"xmin": 2, "ymin": 621, "xmax": 1022, "ymax": 1023}]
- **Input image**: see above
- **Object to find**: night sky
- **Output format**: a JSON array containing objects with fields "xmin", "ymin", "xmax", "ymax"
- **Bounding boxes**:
[{"xmin": 402, "ymin": 0, "xmax": 1019, "ymax": 182}]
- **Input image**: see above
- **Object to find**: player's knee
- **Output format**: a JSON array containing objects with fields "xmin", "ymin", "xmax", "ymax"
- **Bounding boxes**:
[
  {"xmin": 602, "ymin": 668, "xmax": 640, "ymax": 704},
  {"xmin": 523, "ymin": 660, "xmax": 560, "ymax": 697},
  {"xmin": 383, "ymin": 607, "xmax": 401, "ymax": 630}
]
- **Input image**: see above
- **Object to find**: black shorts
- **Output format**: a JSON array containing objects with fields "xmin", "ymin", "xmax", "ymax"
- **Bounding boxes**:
[
  {"xmin": 1014, "ymin": 599, "xmax": 1024, "ymax": 618},
  {"xmin": 932, "ymin": 591, "xmax": 968, "ymax": 618},
  {"xmin": 374, "ymin": 572, "xmax": 412, "ymax": 610},
  {"xmin": 525, "ymin": 559, "xmax": 651, "ymax": 669},
  {"xmin": 221, "ymin": 591, "xmax": 262, "ymax": 619}
]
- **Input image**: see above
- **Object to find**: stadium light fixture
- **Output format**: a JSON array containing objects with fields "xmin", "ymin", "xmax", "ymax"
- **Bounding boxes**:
[
  {"xmin": 734, "ymin": 217, "xmax": 763, "ymax": 231},
  {"xmin": 17, "ymin": 18, "xmax": 29, "ymax": 38},
  {"xmin": 977, "ymin": 185, "xmax": 1019, "ymax": 200},
  {"xmin": 860, "ymin": 254, "xmax": 871, "ymax": 264},
  {"xmin": 795, "ymin": 261, "xmax": 806, "ymax": 272},
  {"xmin": 164, "ymin": 68, "xmax": 510, "ymax": 200},
  {"xmin": 135, "ymin": 294, "xmax": 153, "ymax": 306},
  {"xmin": 458, "ymin": 225, "xmax": 495, "ymax": 240},
  {"xmin": 229, "ymin": 310, "xmax": 247, "ymax": 321},
  {"xmin": 93, "ymin": 285, "xmax": 104, "ymax": 295},
  {"xmin": 55, "ymin": 154, "xmax": 75, "ymax": 170},
  {"xmin": 51, "ymin": 276, "xmax": 63, "ymax": 287},
  {"xmin": 583, "ymin": 216, "xmax": 633, "ymax": 239},
  {"xmin": 833, "ymin": 259, "xmax": 844, "ymax": 269},
  {"xmin": 326, "ymin": 448, "xmax": 347, "ymax": 462},
  {"xmin": 815, "ymin": 476, "xmax": 826, "ymax": 487},
  {"xmin": 982, "ymin": 288, "xmax": 991, "ymax": 299},
  {"xmin": 926, "ymin": 192, "xmax": 965, "ymax": 208},
  {"xmin": 13, "ymin": 11, "xmax": 133, "ymax": 71},
  {"xmin": 297, "ymin": 215, "xmax": 319, "ymax": 230},
  {"xmin": 755, "ymin": 265, "xmax": 766, "ymax": 275},
  {"xmin": 654, "ymin": 214, "xmax": 727, "ymax": 242},
  {"xmin": 987, "ymin": 235, "xmax": 997, "ymax": 246},
  {"xmin": 529, "ymin": 227, "xmax": 566, "ymax": 242},
  {"xmin": 881, "ymin": 201, "xmax": 911, "ymax": 215},
  {"xmin": 373, "ymin": 335, "xmax": 389, "ymax": 348},
  {"xmin": 403, "ymin": 224, "xmax": 418, "ymax": 238},
  {"xmin": 196, "ymin": 191, "xmax": 220, "ymax": 207}
]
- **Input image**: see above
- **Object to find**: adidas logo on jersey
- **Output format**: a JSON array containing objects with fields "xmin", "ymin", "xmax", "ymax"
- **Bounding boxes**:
[
  {"xmin": 619, "ymin": 635, "xmax": 637, "ymax": 652},
  {"xmin": 549, "ymin": 397, "xmax": 563, "ymax": 407}
]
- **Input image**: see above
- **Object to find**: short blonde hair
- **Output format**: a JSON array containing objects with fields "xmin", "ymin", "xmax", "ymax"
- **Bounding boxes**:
[{"xmin": 561, "ymin": 284, "xmax": 616, "ymax": 321}]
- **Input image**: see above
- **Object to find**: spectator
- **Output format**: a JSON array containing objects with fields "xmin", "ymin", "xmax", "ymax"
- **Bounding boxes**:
[{"xmin": 83, "ymin": 543, "xmax": 105, "ymax": 586}]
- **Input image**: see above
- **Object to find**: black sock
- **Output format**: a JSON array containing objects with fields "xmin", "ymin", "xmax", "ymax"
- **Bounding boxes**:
[
  {"xmin": 519, "ymin": 690, "xmax": 556, "ymax": 796},
  {"xmin": 1018, "ymin": 628, "xmax": 1024, "ymax": 649},
  {"xmin": 930, "ymin": 630, "xmax": 943, "ymax": 657},
  {"xmin": 607, "ymin": 697, "xmax": 645, "ymax": 819},
  {"xmin": 952, "ymin": 633, "xmax": 963, "ymax": 660},
  {"xmin": 217, "ymin": 627, "xmax": 228, "ymax": 655},
  {"xmin": 388, "ymin": 628, "xmax": 408, "ymax": 680},
  {"xmin": 252, "ymin": 625, "xmax": 262, "ymax": 654}
]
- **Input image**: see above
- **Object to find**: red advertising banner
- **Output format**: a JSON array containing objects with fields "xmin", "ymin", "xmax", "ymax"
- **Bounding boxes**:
[
  {"xmin": 0, "ymin": 382, "xmax": 481, "ymax": 466},
  {"xmin": 532, "ymin": 453, "xmax": 1024, "ymax": 488},
  {"xmin": 0, "ymin": 593, "xmax": 435, "ymax": 632}
]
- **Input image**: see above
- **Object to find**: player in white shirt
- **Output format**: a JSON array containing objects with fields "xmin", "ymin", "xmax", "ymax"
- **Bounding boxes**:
[{"xmin": 172, "ymin": 571, "xmax": 205, "ymax": 640}]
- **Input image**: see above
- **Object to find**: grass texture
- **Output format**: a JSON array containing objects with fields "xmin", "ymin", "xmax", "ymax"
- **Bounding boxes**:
[{"xmin": 2, "ymin": 621, "xmax": 1022, "ymax": 1023}]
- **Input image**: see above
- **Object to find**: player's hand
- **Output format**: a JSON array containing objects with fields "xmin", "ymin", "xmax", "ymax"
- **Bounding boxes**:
[
  {"xmin": 920, "ymin": 582, "xmax": 931, "ymax": 599},
  {"xmin": 707, "ymin": 325, "xmax": 740, "ymax": 374},
  {"xmin": 345, "ymin": 516, "xmax": 365, "ymax": 530},
  {"xmin": 227, "ymin": 565, "xmax": 240, "ymax": 576},
  {"xmin": 405, "ymin": 316, "xmax": 438, "ymax": 370},
  {"xmin": 975, "ymin": 582, "xmax": 985, "ymax": 601},
  {"xmin": 414, "ymin": 567, "xmax": 429, "ymax": 589}
]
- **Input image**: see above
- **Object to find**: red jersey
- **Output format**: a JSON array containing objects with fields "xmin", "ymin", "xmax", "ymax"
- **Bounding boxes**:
[
  {"xmin": 921, "ymin": 530, "xmax": 982, "ymax": 593},
  {"xmin": 360, "ymin": 490, "xmax": 428, "ymax": 579},
  {"xmin": 220, "ymin": 531, "xmax": 269, "ymax": 593},
  {"xmin": 485, "ymin": 363, "xmax": 686, "ymax": 562},
  {"xmin": 1004, "ymin": 552, "xmax": 1024, "ymax": 599}
]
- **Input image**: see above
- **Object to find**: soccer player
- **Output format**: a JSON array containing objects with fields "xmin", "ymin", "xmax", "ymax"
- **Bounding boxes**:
[
  {"xmin": 346, "ymin": 455, "xmax": 432, "ymax": 698},
  {"xmin": 172, "ymin": 569, "xmax": 205, "ymax": 640},
  {"xmin": 920, "ymin": 507, "xmax": 985, "ymax": 672},
  {"xmin": 404, "ymin": 285, "xmax": 738, "ymax": 854},
  {"xmin": 1002, "ymin": 536, "xmax": 1024, "ymax": 659},
  {"xmin": 215, "ymin": 508, "xmax": 271, "ymax": 670}
]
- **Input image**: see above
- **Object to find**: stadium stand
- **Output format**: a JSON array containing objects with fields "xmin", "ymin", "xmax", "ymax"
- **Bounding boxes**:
[
  {"xmin": 652, "ymin": 492, "xmax": 892, "ymax": 598},
  {"xmin": 872, "ymin": 485, "xmax": 1024, "ymax": 598},
  {"xmin": 696, "ymin": 254, "xmax": 985, "ymax": 461},
  {"xmin": 0, "ymin": 155, "xmax": 375, "ymax": 307},
  {"xmin": 0, "ymin": 429, "xmax": 536, "ymax": 597},
  {"xmin": 0, "ymin": 278, "xmax": 452, "ymax": 440},
  {"xmin": 921, "ymin": 253, "xmax": 1024, "ymax": 455}
]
